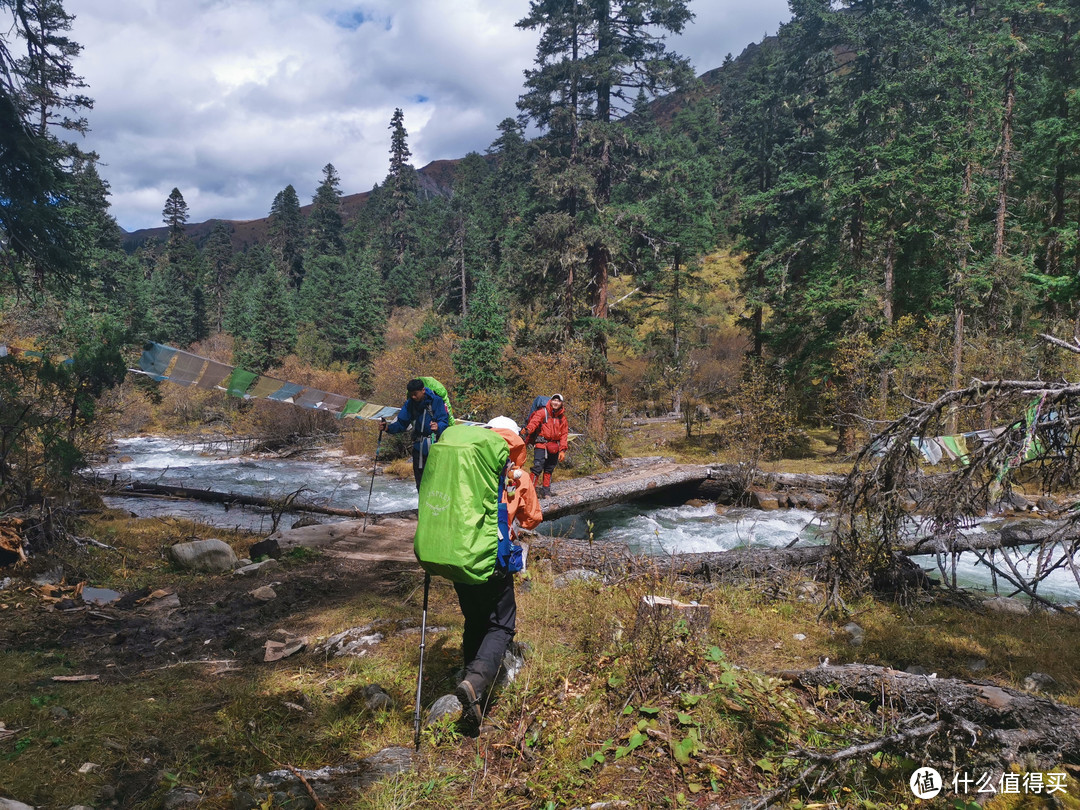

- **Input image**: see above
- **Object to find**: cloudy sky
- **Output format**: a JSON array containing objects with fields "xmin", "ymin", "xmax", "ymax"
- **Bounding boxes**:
[{"xmin": 63, "ymin": 0, "xmax": 791, "ymax": 233}]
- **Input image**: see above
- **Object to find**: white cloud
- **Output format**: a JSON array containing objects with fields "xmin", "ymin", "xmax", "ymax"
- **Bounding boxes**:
[{"xmin": 64, "ymin": 0, "xmax": 791, "ymax": 231}]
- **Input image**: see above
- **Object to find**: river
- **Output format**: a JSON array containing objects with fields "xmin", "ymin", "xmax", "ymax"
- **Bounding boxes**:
[{"xmin": 96, "ymin": 436, "xmax": 1079, "ymax": 604}]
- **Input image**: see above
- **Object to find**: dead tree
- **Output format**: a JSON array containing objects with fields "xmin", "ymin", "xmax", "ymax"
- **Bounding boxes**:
[{"xmin": 827, "ymin": 339, "xmax": 1080, "ymax": 612}]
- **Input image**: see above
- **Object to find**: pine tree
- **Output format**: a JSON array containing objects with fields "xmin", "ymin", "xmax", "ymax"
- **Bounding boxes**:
[
  {"xmin": 239, "ymin": 267, "xmax": 296, "ymax": 372},
  {"xmin": 269, "ymin": 184, "xmax": 305, "ymax": 287},
  {"xmin": 381, "ymin": 108, "xmax": 422, "ymax": 306},
  {"xmin": 0, "ymin": 0, "xmax": 95, "ymax": 289},
  {"xmin": 307, "ymin": 164, "xmax": 345, "ymax": 258},
  {"xmin": 162, "ymin": 187, "xmax": 189, "ymax": 239},
  {"xmin": 201, "ymin": 222, "xmax": 236, "ymax": 333},
  {"xmin": 453, "ymin": 269, "xmax": 508, "ymax": 401}
]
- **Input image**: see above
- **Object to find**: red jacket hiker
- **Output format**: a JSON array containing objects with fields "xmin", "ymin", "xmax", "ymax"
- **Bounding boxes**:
[{"xmin": 521, "ymin": 394, "xmax": 568, "ymax": 498}]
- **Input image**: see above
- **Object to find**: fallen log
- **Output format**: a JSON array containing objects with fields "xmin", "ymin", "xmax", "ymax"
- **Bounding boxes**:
[
  {"xmin": 541, "ymin": 462, "xmax": 710, "ymax": 521},
  {"xmin": 792, "ymin": 663, "xmax": 1080, "ymax": 769},
  {"xmin": 529, "ymin": 519, "xmax": 1080, "ymax": 583},
  {"xmin": 101, "ymin": 480, "xmax": 416, "ymax": 521},
  {"xmin": 527, "ymin": 533, "xmax": 830, "ymax": 581}
]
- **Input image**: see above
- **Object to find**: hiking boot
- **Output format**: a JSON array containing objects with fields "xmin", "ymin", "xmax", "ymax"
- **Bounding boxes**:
[{"xmin": 455, "ymin": 676, "xmax": 483, "ymax": 727}]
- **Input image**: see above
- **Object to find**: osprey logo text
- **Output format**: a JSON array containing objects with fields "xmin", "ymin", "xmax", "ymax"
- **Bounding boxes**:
[{"xmin": 422, "ymin": 489, "xmax": 451, "ymax": 516}]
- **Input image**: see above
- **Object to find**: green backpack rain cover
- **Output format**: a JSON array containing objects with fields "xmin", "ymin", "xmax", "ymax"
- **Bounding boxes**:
[
  {"xmin": 414, "ymin": 425, "xmax": 508, "ymax": 584},
  {"xmin": 418, "ymin": 376, "xmax": 455, "ymax": 426}
]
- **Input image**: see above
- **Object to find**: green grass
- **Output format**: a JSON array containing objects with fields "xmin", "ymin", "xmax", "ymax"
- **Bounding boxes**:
[{"xmin": 3, "ymin": 511, "xmax": 1080, "ymax": 808}]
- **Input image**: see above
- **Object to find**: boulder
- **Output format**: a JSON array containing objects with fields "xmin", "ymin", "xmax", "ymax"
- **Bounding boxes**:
[
  {"xmin": 248, "ymin": 537, "xmax": 281, "ymax": 560},
  {"xmin": 748, "ymin": 489, "xmax": 780, "ymax": 510},
  {"xmin": 553, "ymin": 569, "xmax": 602, "ymax": 588},
  {"xmin": 168, "ymin": 539, "xmax": 237, "ymax": 573},
  {"xmin": 982, "ymin": 596, "xmax": 1028, "ymax": 615}
]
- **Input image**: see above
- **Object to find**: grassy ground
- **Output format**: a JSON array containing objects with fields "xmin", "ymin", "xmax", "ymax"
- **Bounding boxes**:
[{"xmin": 2, "ymin": 505, "xmax": 1080, "ymax": 809}]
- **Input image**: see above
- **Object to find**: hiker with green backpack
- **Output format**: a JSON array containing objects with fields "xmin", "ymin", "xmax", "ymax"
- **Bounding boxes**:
[
  {"xmin": 413, "ymin": 419, "xmax": 542, "ymax": 732},
  {"xmin": 380, "ymin": 378, "xmax": 452, "ymax": 490}
]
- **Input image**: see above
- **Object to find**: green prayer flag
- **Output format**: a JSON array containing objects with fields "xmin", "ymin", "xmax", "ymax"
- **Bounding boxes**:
[{"xmin": 225, "ymin": 368, "xmax": 258, "ymax": 398}]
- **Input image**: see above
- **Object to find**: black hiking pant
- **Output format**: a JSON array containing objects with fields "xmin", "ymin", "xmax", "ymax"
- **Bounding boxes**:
[
  {"xmin": 453, "ymin": 571, "xmax": 516, "ymax": 695},
  {"xmin": 531, "ymin": 445, "xmax": 559, "ymax": 488},
  {"xmin": 411, "ymin": 448, "xmax": 425, "ymax": 490}
]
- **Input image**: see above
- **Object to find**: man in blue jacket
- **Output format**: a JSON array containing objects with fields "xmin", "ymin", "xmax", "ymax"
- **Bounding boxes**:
[{"xmin": 379, "ymin": 378, "xmax": 450, "ymax": 490}]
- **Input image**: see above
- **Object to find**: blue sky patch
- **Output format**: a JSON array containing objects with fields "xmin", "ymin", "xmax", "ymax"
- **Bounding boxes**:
[{"xmin": 331, "ymin": 9, "xmax": 389, "ymax": 31}]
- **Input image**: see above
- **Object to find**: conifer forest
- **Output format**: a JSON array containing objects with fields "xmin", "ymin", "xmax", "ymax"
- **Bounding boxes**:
[
  {"xmin": 8, "ymin": 3, "xmax": 1080, "ymax": 808},
  {"xmin": 3, "ymin": 0, "xmax": 1080, "ymax": 519}
]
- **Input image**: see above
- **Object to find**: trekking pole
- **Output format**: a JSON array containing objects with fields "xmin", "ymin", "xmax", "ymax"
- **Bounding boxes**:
[
  {"xmin": 362, "ymin": 426, "xmax": 383, "ymax": 534},
  {"xmin": 413, "ymin": 572, "xmax": 431, "ymax": 751}
]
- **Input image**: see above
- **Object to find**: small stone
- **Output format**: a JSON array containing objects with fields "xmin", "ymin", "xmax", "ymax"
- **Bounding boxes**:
[
  {"xmin": 0, "ymin": 799, "xmax": 36, "ymax": 810},
  {"xmin": 793, "ymin": 633, "xmax": 807, "ymax": 642},
  {"xmin": 263, "ymin": 631, "xmax": 306, "ymax": 662},
  {"xmin": 1023, "ymin": 672, "xmax": 1056, "ymax": 692},
  {"xmin": 426, "ymin": 694, "xmax": 463, "ymax": 726},
  {"xmin": 250, "ymin": 585, "xmax": 277, "ymax": 601},
  {"xmin": 842, "ymin": 622, "xmax": 864, "ymax": 646},
  {"xmin": 794, "ymin": 581, "xmax": 825, "ymax": 604},
  {"xmin": 32, "ymin": 566, "xmax": 64, "ymax": 586},
  {"xmin": 364, "ymin": 684, "xmax": 394, "ymax": 712},
  {"xmin": 234, "ymin": 559, "xmax": 281, "ymax": 577},
  {"xmin": 161, "ymin": 788, "xmax": 203, "ymax": 809},
  {"xmin": 77, "ymin": 762, "xmax": 99, "ymax": 774}
]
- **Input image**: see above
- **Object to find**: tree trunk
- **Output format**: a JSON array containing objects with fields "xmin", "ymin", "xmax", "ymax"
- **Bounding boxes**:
[{"xmin": 879, "ymin": 235, "xmax": 895, "ymax": 417}]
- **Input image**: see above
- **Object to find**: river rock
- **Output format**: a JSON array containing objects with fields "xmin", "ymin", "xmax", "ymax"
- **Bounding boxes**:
[
  {"xmin": 168, "ymin": 539, "xmax": 237, "ymax": 573},
  {"xmin": 748, "ymin": 490, "xmax": 780, "ymax": 510},
  {"xmin": 1003, "ymin": 492, "xmax": 1032, "ymax": 511},
  {"xmin": 983, "ymin": 596, "xmax": 1028, "ymax": 614}
]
